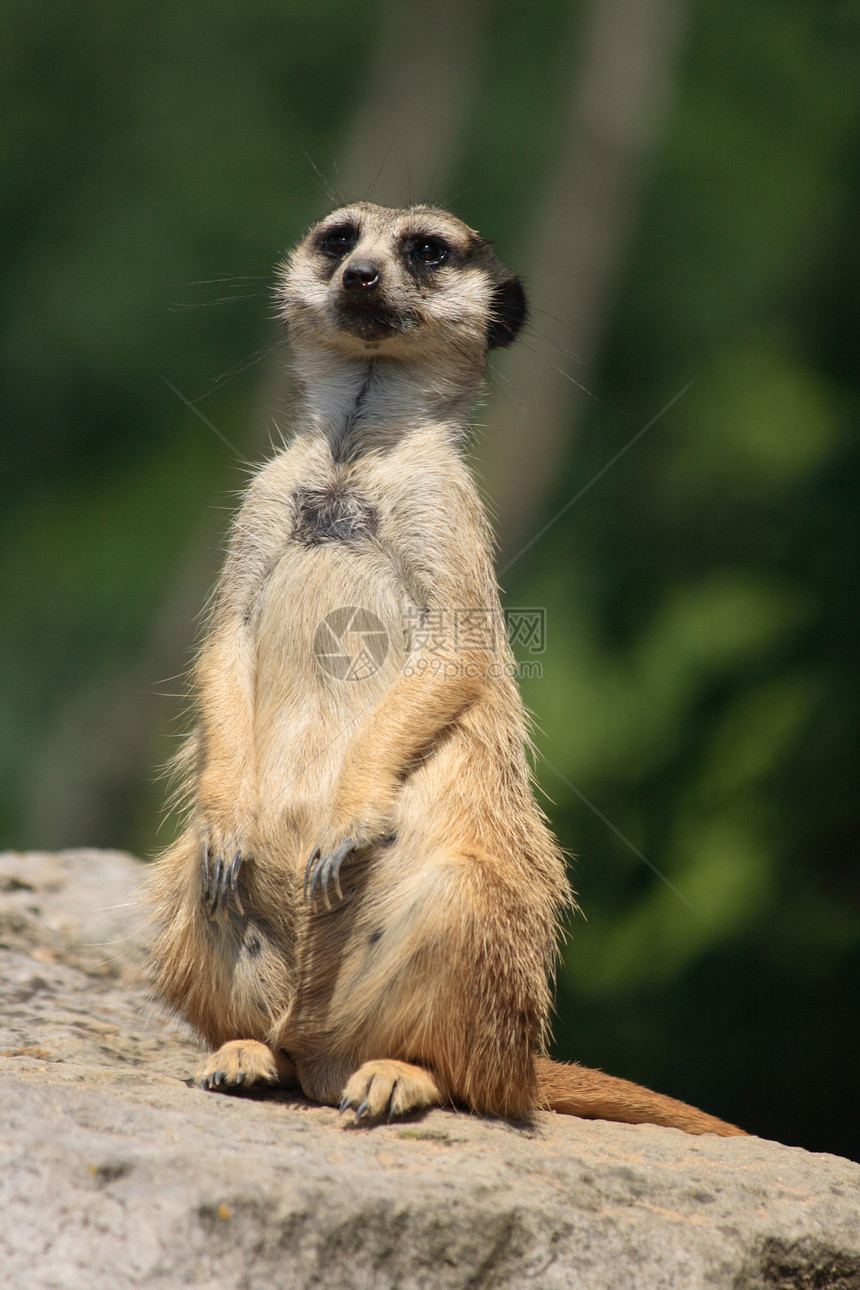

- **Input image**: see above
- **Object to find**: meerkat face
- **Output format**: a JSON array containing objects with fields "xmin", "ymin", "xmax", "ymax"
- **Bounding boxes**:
[{"xmin": 277, "ymin": 202, "xmax": 526, "ymax": 363}]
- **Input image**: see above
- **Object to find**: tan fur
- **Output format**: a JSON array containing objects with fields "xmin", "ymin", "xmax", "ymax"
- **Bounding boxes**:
[{"xmin": 148, "ymin": 202, "xmax": 744, "ymax": 1137}]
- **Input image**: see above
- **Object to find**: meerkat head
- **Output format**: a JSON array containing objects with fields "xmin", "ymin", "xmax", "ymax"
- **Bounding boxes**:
[{"xmin": 277, "ymin": 202, "xmax": 526, "ymax": 367}]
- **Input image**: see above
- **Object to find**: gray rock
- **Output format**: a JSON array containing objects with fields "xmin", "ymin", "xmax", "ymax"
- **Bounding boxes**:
[{"xmin": 1, "ymin": 849, "xmax": 858, "ymax": 1290}]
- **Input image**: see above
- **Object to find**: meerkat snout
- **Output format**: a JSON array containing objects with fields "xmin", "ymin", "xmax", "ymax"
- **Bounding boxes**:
[{"xmin": 342, "ymin": 261, "xmax": 381, "ymax": 292}]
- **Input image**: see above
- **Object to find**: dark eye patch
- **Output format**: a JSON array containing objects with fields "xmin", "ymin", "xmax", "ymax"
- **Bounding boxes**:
[
  {"xmin": 405, "ymin": 235, "xmax": 451, "ymax": 269},
  {"xmin": 316, "ymin": 224, "xmax": 359, "ymax": 260}
]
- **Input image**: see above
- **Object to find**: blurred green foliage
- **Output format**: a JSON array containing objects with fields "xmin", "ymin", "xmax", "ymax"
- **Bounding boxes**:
[
  {"xmin": 512, "ymin": 0, "xmax": 860, "ymax": 1159},
  {"xmin": 1, "ymin": 0, "xmax": 857, "ymax": 1158}
]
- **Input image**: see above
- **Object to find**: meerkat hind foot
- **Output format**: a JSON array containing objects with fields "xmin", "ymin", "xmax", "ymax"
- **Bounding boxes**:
[
  {"xmin": 196, "ymin": 1039, "xmax": 296, "ymax": 1091},
  {"xmin": 340, "ymin": 1059, "xmax": 442, "ymax": 1123}
]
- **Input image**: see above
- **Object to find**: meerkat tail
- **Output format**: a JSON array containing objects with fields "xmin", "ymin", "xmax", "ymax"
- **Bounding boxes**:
[{"xmin": 533, "ymin": 1057, "xmax": 747, "ymax": 1137}]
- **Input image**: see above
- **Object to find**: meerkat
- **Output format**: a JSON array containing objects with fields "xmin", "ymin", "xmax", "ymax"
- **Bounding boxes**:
[{"xmin": 148, "ymin": 202, "xmax": 744, "ymax": 1136}]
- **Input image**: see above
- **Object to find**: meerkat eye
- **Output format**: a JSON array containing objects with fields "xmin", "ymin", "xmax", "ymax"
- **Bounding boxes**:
[
  {"xmin": 409, "ymin": 237, "xmax": 450, "ymax": 267},
  {"xmin": 317, "ymin": 225, "xmax": 358, "ymax": 259}
]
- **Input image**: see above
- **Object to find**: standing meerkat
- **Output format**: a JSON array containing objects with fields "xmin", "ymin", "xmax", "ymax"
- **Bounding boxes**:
[{"xmin": 149, "ymin": 202, "xmax": 744, "ymax": 1136}]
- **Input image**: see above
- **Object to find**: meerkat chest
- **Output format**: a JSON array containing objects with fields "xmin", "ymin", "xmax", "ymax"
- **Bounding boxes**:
[
  {"xmin": 252, "ymin": 470, "xmax": 412, "ymax": 777},
  {"xmin": 253, "ymin": 467, "xmax": 415, "ymax": 658},
  {"xmin": 280, "ymin": 459, "xmax": 432, "ymax": 607},
  {"xmin": 290, "ymin": 483, "xmax": 380, "ymax": 548}
]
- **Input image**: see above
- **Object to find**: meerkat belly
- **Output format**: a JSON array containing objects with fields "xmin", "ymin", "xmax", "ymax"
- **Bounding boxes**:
[{"xmin": 253, "ymin": 536, "xmax": 410, "ymax": 836}]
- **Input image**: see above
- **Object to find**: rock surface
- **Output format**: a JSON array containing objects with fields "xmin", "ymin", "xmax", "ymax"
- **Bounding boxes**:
[{"xmin": 1, "ymin": 849, "xmax": 858, "ymax": 1290}]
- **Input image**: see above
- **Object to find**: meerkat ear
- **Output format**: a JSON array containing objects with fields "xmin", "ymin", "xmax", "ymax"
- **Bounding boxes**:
[{"xmin": 487, "ymin": 273, "xmax": 527, "ymax": 349}]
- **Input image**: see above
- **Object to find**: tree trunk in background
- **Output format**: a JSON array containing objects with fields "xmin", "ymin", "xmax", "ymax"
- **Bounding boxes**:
[
  {"xmin": 335, "ymin": 0, "xmax": 489, "ymax": 207},
  {"xmin": 480, "ymin": 0, "xmax": 686, "ymax": 565}
]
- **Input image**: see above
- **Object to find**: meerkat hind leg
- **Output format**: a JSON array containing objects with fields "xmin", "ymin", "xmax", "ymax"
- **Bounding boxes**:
[
  {"xmin": 196, "ymin": 1039, "xmax": 297, "ymax": 1091},
  {"xmin": 339, "ymin": 1059, "xmax": 443, "ymax": 1122}
]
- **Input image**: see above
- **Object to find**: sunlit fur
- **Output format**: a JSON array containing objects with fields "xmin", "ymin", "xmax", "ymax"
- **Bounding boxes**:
[{"xmin": 148, "ymin": 204, "xmax": 744, "ymax": 1136}]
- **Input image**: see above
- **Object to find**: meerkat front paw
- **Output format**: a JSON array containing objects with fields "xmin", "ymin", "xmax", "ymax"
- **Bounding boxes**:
[
  {"xmin": 201, "ymin": 842, "xmax": 247, "ymax": 918},
  {"xmin": 304, "ymin": 836, "xmax": 358, "ymax": 907},
  {"xmin": 339, "ymin": 1060, "xmax": 442, "ymax": 1122},
  {"xmin": 304, "ymin": 825, "xmax": 398, "ymax": 908},
  {"xmin": 196, "ymin": 1039, "xmax": 296, "ymax": 1091},
  {"xmin": 199, "ymin": 811, "xmax": 257, "ymax": 919},
  {"xmin": 305, "ymin": 785, "xmax": 397, "ymax": 908}
]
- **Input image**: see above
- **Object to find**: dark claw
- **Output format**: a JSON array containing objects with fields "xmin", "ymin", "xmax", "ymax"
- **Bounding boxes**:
[
  {"xmin": 227, "ymin": 850, "xmax": 245, "ymax": 915},
  {"xmin": 304, "ymin": 847, "xmax": 320, "ymax": 900},
  {"xmin": 338, "ymin": 1096, "xmax": 350, "ymax": 1114},
  {"xmin": 208, "ymin": 852, "xmax": 224, "ymax": 918},
  {"xmin": 355, "ymin": 1098, "xmax": 370, "ymax": 1121},
  {"xmin": 305, "ymin": 838, "xmax": 356, "ymax": 908},
  {"xmin": 204, "ymin": 847, "xmax": 246, "ymax": 918}
]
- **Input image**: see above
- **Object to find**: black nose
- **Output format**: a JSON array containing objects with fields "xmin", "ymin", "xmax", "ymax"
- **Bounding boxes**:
[{"xmin": 342, "ymin": 261, "xmax": 380, "ymax": 292}]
